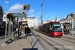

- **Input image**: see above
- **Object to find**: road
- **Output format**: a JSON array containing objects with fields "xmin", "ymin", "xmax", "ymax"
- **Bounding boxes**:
[{"xmin": 32, "ymin": 30, "xmax": 75, "ymax": 50}]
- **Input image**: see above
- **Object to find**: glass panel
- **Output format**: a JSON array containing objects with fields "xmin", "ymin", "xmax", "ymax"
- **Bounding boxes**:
[
  {"xmin": 53, "ymin": 24, "xmax": 62, "ymax": 32},
  {"xmin": 50, "ymin": 23, "xmax": 62, "ymax": 32}
]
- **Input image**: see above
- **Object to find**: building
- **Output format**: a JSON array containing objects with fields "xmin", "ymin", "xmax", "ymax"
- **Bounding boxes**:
[
  {"xmin": 43, "ymin": 20, "xmax": 50, "ymax": 24},
  {"xmin": 21, "ymin": 17, "xmax": 37, "ymax": 29},
  {"xmin": 60, "ymin": 12, "xmax": 75, "ymax": 30}
]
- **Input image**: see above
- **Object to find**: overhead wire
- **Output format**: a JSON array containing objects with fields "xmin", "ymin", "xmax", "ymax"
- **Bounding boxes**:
[
  {"xmin": 44, "ymin": 0, "xmax": 62, "ymax": 16},
  {"xmin": 35, "ymin": 0, "xmax": 45, "ymax": 17},
  {"xmin": 35, "ymin": 6, "xmax": 41, "ymax": 17}
]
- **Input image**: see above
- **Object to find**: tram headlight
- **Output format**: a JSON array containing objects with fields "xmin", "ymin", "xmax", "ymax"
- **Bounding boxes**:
[{"xmin": 55, "ymin": 33, "xmax": 56, "ymax": 34}]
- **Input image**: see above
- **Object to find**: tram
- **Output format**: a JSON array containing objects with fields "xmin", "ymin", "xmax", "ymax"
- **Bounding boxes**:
[{"xmin": 38, "ymin": 21, "xmax": 63, "ymax": 37}]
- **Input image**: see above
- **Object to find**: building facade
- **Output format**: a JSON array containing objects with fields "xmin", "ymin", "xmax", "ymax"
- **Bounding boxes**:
[
  {"xmin": 21, "ymin": 17, "xmax": 38, "ymax": 29},
  {"xmin": 60, "ymin": 12, "xmax": 75, "ymax": 30}
]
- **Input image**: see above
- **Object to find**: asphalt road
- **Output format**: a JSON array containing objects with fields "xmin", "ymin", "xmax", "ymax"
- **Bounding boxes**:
[{"xmin": 32, "ymin": 30, "xmax": 75, "ymax": 50}]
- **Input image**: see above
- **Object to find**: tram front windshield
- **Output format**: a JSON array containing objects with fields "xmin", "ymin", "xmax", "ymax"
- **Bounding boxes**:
[{"xmin": 50, "ymin": 23, "xmax": 62, "ymax": 32}]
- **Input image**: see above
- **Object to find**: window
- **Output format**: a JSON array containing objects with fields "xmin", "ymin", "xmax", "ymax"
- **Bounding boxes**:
[
  {"xmin": 42, "ymin": 25, "xmax": 46, "ymax": 32},
  {"xmin": 45, "ymin": 24, "xmax": 49, "ymax": 33},
  {"xmin": 50, "ymin": 23, "xmax": 62, "ymax": 32},
  {"xmin": 69, "ymin": 20, "xmax": 70, "ymax": 22},
  {"xmin": 42, "ymin": 24, "xmax": 49, "ymax": 33},
  {"xmin": 70, "ymin": 20, "xmax": 71, "ymax": 22},
  {"xmin": 50, "ymin": 24, "xmax": 54, "ymax": 31}
]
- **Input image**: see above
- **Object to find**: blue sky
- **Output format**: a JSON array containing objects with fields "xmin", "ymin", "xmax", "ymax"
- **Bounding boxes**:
[{"xmin": 0, "ymin": 0, "xmax": 75, "ymax": 24}]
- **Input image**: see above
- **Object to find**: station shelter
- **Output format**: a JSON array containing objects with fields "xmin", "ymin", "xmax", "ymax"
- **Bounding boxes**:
[
  {"xmin": 60, "ymin": 22, "xmax": 72, "ymax": 35},
  {"xmin": 4, "ymin": 12, "xmax": 27, "ymax": 44}
]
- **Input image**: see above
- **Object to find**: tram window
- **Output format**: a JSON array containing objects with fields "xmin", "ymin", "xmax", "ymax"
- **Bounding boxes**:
[
  {"xmin": 42, "ymin": 24, "xmax": 49, "ymax": 33},
  {"xmin": 39, "ymin": 26, "xmax": 41, "ymax": 31},
  {"xmin": 42, "ymin": 25, "xmax": 45, "ymax": 32},
  {"xmin": 45, "ymin": 24, "xmax": 49, "ymax": 33},
  {"xmin": 50, "ymin": 24, "xmax": 54, "ymax": 31},
  {"xmin": 50, "ymin": 23, "xmax": 62, "ymax": 32},
  {"xmin": 53, "ymin": 24, "xmax": 62, "ymax": 32}
]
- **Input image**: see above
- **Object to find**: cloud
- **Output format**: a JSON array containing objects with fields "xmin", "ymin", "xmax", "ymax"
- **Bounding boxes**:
[
  {"xmin": 38, "ymin": 12, "xmax": 41, "ymax": 14},
  {"xmin": 5, "ymin": 1, "xmax": 9, "ymax": 4},
  {"xmin": 28, "ymin": 15, "xmax": 35, "ymax": 17},
  {"xmin": 8, "ymin": 3, "xmax": 23, "ymax": 11},
  {"xmin": 36, "ymin": 16, "xmax": 40, "ymax": 19},
  {"xmin": 30, "ymin": 10, "xmax": 34, "ymax": 13}
]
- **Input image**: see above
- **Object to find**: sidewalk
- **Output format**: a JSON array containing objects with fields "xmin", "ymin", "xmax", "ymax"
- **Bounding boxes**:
[
  {"xmin": 0, "ymin": 33, "xmax": 44, "ymax": 50},
  {"xmin": 63, "ymin": 31, "xmax": 75, "ymax": 40}
]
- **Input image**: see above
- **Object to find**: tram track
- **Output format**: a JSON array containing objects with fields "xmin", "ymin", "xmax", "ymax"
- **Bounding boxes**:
[
  {"xmin": 32, "ymin": 30, "xmax": 75, "ymax": 50},
  {"xmin": 34, "ymin": 34, "xmax": 58, "ymax": 50},
  {"xmin": 59, "ymin": 37, "xmax": 75, "ymax": 44},
  {"xmin": 34, "ymin": 35, "xmax": 57, "ymax": 50},
  {"xmin": 35, "ymin": 30, "xmax": 75, "ymax": 44},
  {"xmin": 40, "ymin": 35, "xmax": 71, "ymax": 50}
]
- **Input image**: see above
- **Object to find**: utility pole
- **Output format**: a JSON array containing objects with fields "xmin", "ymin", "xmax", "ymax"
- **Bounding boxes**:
[{"xmin": 41, "ymin": 0, "xmax": 43, "ymax": 25}]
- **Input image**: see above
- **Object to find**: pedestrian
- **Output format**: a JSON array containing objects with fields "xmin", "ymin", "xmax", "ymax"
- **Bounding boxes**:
[
  {"xmin": 27, "ymin": 27, "xmax": 31, "ymax": 36},
  {"xmin": 25, "ymin": 24, "xmax": 31, "ymax": 36},
  {"xmin": 64, "ymin": 26, "xmax": 68, "ymax": 34},
  {"xmin": 25, "ymin": 24, "xmax": 27, "ymax": 36}
]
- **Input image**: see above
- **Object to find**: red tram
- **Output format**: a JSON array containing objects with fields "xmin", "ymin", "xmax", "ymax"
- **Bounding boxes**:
[{"xmin": 38, "ymin": 21, "xmax": 63, "ymax": 37}]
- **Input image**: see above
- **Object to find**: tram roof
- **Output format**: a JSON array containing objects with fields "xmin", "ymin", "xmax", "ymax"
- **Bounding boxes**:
[{"xmin": 41, "ymin": 21, "xmax": 59, "ymax": 26}]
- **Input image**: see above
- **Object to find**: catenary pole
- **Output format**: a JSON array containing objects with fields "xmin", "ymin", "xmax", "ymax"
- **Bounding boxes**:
[{"xmin": 41, "ymin": 0, "xmax": 43, "ymax": 25}]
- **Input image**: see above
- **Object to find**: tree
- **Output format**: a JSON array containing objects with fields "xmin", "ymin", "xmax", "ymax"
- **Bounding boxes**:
[{"xmin": 55, "ymin": 17, "xmax": 57, "ymax": 21}]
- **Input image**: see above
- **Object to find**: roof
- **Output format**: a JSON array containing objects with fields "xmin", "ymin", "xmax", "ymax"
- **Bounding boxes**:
[
  {"xmin": 4, "ymin": 12, "xmax": 36, "ymax": 18},
  {"xmin": 67, "ymin": 12, "xmax": 75, "ymax": 18},
  {"xmin": 26, "ymin": 17, "xmax": 35, "ymax": 19},
  {"xmin": 60, "ymin": 18, "xmax": 67, "ymax": 21},
  {"xmin": 41, "ymin": 21, "xmax": 59, "ymax": 25}
]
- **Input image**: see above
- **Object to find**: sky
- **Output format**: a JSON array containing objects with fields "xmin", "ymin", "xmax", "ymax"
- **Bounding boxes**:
[{"xmin": 0, "ymin": 0, "xmax": 75, "ymax": 24}]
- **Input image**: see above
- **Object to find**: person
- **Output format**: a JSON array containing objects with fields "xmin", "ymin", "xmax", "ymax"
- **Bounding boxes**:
[
  {"xmin": 21, "ymin": 28, "xmax": 25, "ymax": 36},
  {"xmin": 63, "ymin": 26, "xmax": 68, "ymax": 34},
  {"xmin": 25, "ymin": 24, "xmax": 30, "ymax": 36},
  {"xmin": 27, "ymin": 27, "xmax": 31, "ymax": 36},
  {"xmin": 16, "ymin": 28, "xmax": 18, "ymax": 33}
]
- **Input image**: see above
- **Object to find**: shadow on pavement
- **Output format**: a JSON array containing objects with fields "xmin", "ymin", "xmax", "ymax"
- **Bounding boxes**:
[
  {"xmin": 22, "ymin": 48, "xmax": 38, "ymax": 50},
  {"xmin": 0, "ymin": 36, "xmax": 5, "ymax": 39},
  {"xmin": 12, "ymin": 36, "xmax": 27, "ymax": 42}
]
